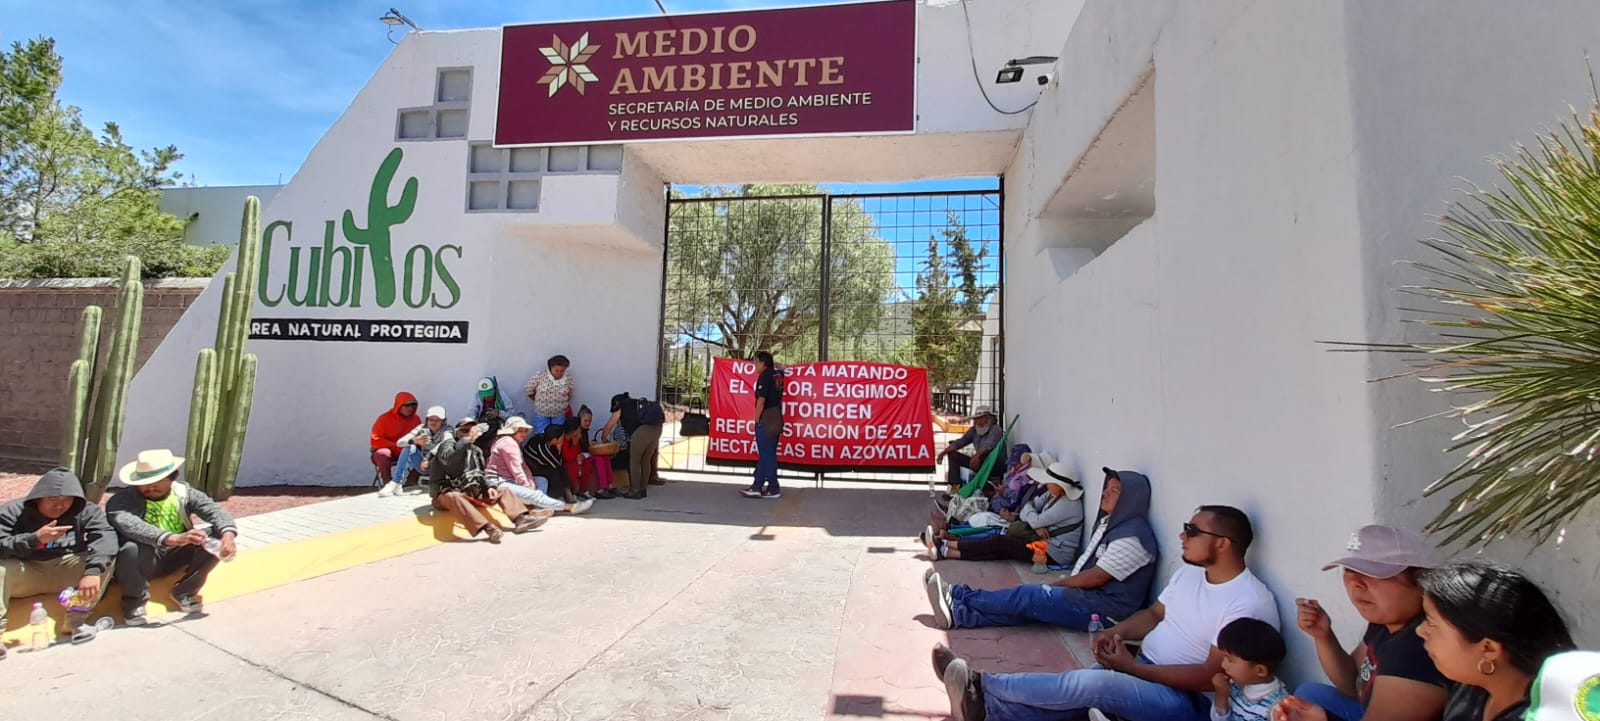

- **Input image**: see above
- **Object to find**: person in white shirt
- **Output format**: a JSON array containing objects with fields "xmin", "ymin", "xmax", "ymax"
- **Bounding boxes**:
[{"xmin": 934, "ymin": 505, "xmax": 1281, "ymax": 721}]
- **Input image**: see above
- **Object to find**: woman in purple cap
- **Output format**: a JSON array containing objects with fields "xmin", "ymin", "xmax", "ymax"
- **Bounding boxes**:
[{"xmin": 1275, "ymin": 525, "xmax": 1448, "ymax": 721}]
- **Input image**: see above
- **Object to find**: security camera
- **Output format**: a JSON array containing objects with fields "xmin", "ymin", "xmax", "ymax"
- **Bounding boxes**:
[{"xmin": 1037, "ymin": 71, "xmax": 1057, "ymax": 87}]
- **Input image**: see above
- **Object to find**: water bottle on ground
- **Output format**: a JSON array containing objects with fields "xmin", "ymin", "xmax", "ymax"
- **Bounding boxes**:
[
  {"xmin": 29, "ymin": 602, "xmax": 49, "ymax": 651},
  {"xmin": 1087, "ymin": 613, "xmax": 1103, "ymax": 638}
]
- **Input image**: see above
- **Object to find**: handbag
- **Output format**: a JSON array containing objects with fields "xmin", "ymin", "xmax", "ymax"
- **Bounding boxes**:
[
  {"xmin": 589, "ymin": 431, "xmax": 621, "ymax": 456},
  {"xmin": 680, "ymin": 412, "xmax": 710, "ymax": 437}
]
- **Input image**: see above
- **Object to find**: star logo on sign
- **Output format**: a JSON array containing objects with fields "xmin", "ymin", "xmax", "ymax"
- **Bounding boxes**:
[{"xmin": 538, "ymin": 33, "xmax": 600, "ymax": 97}]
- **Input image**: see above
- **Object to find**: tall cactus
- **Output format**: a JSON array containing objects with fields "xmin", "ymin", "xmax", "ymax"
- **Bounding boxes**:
[
  {"xmin": 78, "ymin": 256, "xmax": 143, "ymax": 502},
  {"xmin": 185, "ymin": 197, "xmax": 262, "ymax": 499},
  {"xmin": 59, "ymin": 306, "xmax": 102, "ymax": 477}
]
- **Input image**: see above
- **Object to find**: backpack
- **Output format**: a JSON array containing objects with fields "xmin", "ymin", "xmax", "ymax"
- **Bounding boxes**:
[{"xmin": 637, "ymin": 397, "xmax": 665, "ymax": 426}]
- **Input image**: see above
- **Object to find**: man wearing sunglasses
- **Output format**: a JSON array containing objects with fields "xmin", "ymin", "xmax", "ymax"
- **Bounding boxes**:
[{"xmin": 937, "ymin": 505, "xmax": 1281, "ymax": 721}]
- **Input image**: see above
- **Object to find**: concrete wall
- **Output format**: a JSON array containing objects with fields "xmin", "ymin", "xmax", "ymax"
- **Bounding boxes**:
[
  {"xmin": 1342, "ymin": 0, "xmax": 1600, "ymax": 645},
  {"xmin": 0, "ymin": 279, "xmax": 207, "ymax": 467},
  {"xmin": 159, "ymin": 185, "xmax": 285, "ymax": 247},
  {"xmin": 118, "ymin": 29, "xmax": 664, "ymax": 487},
  {"xmin": 1005, "ymin": 0, "xmax": 1600, "ymax": 678}
]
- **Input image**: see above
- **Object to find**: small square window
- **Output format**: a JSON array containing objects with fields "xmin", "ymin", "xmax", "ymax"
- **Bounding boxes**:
[
  {"xmin": 507, "ymin": 180, "xmax": 541, "ymax": 210},
  {"xmin": 548, "ymin": 146, "xmax": 582, "ymax": 172},
  {"xmin": 398, "ymin": 110, "xmax": 431, "ymax": 139},
  {"xmin": 437, "ymin": 68, "xmax": 471, "ymax": 103},
  {"xmin": 510, "ymin": 148, "xmax": 544, "ymax": 173},
  {"xmin": 587, "ymin": 145, "xmax": 623, "ymax": 171},
  {"xmin": 468, "ymin": 181, "xmax": 500, "ymax": 210},
  {"xmin": 470, "ymin": 144, "xmax": 501, "ymax": 173},
  {"xmin": 437, "ymin": 108, "xmax": 468, "ymax": 138}
]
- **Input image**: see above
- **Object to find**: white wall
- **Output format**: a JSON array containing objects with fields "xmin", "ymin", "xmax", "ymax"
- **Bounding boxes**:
[
  {"xmin": 159, "ymin": 185, "xmax": 284, "ymax": 246},
  {"xmin": 1005, "ymin": 0, "xmax": 1384, "ymax": 685},
  {"xmin": 120, "ymin": 29, "xmax": 662, "ymax": 487},
  {"xmin": 1004, "ymin": 0, "xmax": 1600, "ymax": 682},
  {"xmin": 1341, "ymin": 0, "xmax": 1600, "ymax": 645}
]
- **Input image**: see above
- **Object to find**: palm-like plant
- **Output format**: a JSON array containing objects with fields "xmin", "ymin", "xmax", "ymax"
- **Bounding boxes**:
[{"xmin": 1374, "ymin": 91, "xmax": 1600, "ymax": 547}]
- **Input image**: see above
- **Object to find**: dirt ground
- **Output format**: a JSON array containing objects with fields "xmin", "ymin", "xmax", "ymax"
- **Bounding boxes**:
[{"xmin": 0, "ymin": 463, "xmax": 367, "ymax": 518}]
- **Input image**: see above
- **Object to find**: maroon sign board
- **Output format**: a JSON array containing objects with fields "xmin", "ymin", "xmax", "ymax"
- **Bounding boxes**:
[{"xmin": 495, "ymin": 0, "xmax": 916, "ymax": 146}]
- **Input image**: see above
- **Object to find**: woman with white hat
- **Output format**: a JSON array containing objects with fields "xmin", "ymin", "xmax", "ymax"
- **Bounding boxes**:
[{"xmin": 933, "ymin": 462, "xmax": 1084, "ymax": 566}]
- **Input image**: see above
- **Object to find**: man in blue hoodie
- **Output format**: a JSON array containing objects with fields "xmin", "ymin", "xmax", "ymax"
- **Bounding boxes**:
[
  {"xmin": 925, "ymin": 468, "xmax": 1159, "ymax": 632},
  {"xmin": 0, "ymin": 467, "xmax": 119, "ymax": 646}
]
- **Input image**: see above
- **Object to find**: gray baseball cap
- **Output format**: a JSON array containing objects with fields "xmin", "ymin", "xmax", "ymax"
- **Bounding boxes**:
[{"xmin": 1321, "ymin": 525, "xmax": 1440, "ymax": 579}]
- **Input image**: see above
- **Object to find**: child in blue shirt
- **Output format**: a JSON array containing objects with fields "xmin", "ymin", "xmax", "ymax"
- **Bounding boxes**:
[{"xmin": 1213, "ymin": 617, "xmax": 1291, "ymax": 721}]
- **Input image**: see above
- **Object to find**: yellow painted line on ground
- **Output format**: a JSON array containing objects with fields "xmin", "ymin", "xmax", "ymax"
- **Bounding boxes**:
[
  {"xmin": 658, "ymin": 436, "xmax": 707, "ymax": 469},
  {"xmin": 3, "ymin": 507, "xmax": 496, "ymax": 645}
]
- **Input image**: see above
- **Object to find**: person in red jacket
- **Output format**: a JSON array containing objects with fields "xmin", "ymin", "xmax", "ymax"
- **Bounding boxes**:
[{"xmin": 371, "ymin": 392, "xmax": 421, "ymax": 483}]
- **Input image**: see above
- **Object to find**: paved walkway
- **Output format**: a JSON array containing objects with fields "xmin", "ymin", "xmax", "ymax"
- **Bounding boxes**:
[{"xmin": 5, "ymin": 475, "xmax": 1085, "ymax": 721}]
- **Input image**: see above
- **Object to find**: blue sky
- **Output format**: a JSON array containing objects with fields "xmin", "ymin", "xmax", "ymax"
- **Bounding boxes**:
[{"xmin": 0, "ymin": 0, "xmax": 995, "ymax": 194}]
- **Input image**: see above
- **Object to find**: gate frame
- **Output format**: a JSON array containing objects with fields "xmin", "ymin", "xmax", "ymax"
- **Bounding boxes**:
[{"xmin": 655, "ymin": 184, "xmax": 1006, "ymax": 486}]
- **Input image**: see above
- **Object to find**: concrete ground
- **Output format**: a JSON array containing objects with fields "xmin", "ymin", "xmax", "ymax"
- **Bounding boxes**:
[{"xmin": 5, "ymin": 476, "xmax": 1080, "ymax": 721}]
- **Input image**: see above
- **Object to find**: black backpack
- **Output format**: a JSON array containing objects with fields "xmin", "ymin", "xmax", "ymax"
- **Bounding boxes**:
[{"xmin": 637, "ymin": 397, "xmax": 665, "ymax": 426}]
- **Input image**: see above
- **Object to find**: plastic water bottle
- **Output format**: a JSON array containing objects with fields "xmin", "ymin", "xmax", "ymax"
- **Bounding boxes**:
[
  {"xmin": 29, "ymin": 602, "xmax": 49, "ymax": 651},
  {"xmin": 1087, "ymin": 613, "xmax": 1104, "ymax": 637},
  {"xmin": 202, "ymin": 536, "xmax": 234, "ymax": 562}
]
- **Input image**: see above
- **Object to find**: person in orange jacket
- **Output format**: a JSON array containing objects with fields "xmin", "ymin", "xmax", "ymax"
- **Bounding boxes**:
[{"xmin": 371, "ymin": 392, "xmax": 422, "ymax": 483}]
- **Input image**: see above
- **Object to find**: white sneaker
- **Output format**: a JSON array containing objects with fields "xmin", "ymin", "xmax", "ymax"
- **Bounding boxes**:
[
  {"xmin": 377, "ymin": 482, "xmax": 399, "ymax": 498},
  {"xmin": 924, "ymin": 571, "xmax": 953, "ymax": 629},
  {"xmin": 569, "ymin": 498, "xmax": 594, "ymax": 515}
]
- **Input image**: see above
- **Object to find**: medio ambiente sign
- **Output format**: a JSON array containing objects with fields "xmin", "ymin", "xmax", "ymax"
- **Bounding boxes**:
[{"xmin": 495, "ymin": 0, "xmax": 916, "ymax": 145}]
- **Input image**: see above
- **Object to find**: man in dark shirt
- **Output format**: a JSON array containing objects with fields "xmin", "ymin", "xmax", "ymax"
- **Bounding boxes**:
[
  {"xmin": 1284, "ymin": 525, "xmax": 1448, "ymax": 721},
  {"xmin": 934, "ymin": 405, "xmax": 1005, "ymax": 489}
]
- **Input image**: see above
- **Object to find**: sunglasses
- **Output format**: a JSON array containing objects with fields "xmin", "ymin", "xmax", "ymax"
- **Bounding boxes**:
[{"xmin": 1182, "ymin": 522, "xmax": 1232, "ymax": 542}]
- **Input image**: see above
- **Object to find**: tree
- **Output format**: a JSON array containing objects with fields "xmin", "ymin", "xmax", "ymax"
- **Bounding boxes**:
[
  {"xmin": 912, "ymin": 213, "xmax": 996, "ymax": 391},
  {"xmin": 1367, "ymin": 95, "xmax": 1600, "ymax": 547},
  {"xmin": 664, "ymin": 184, "xmax": 896, "ymax": 360},
  {"xmin": 0, "ymin": 37, "xmax": 226, "ymax": 278}
]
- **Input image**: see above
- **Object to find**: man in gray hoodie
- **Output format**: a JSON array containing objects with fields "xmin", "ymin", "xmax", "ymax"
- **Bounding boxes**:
[
  {"xmin": 106, "ymin": 449, "xmax": 238, "ymax": 623},
  {"xmin": 0, "ymin": 466, "xmax": 119, "ymax": 642}
]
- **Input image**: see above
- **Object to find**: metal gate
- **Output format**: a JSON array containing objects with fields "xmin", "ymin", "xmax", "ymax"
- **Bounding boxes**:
[{"xmin": 656, "ymin": 187, "xmax": 1003, "ymax": 485}]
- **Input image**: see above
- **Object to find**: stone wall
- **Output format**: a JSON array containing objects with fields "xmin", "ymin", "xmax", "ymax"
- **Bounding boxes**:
[{"xmin": 0, "ymin": 278, "xmax": 208, "ymax": 467}]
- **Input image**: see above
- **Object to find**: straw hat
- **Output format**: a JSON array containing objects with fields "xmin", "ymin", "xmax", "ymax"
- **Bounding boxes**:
[
  {"xmin": 1028, "ymin": 461, "xmax": 1085, "ymax": 501},
  {"xmin": 118, "ymin": 449, "xmax": 184, "ymax": 486}
]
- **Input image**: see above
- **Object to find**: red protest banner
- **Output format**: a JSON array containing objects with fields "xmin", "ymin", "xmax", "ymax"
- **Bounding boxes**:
[
  {"xmin": 706, "ymin": 358, "xmax": 935, "ymax": 473},
  {"xmin": 495, "ymin": 1, "xmax": 916, "ymax": 146}
]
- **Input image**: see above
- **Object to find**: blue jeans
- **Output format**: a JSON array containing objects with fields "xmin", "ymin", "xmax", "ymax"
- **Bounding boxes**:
[
  {"xmin": 1292, "ymin": 683, "xmax": 1364, "ymax": 721},
  {"xmin": 532, "ymin": 414, "xmax": 567, "ymax": 435},
  {"xmin": 950, "ymin": 583, "xmax": 1100, "ymax": 631},
  {"xmin": 393, "ymin": 445, "xmax": 426, "ymax": 483},
  {"xmin": 752, "ymin": 420, "xmax": 780, "ymax": 492},
  {"xmin": 982, "ymin": 658, "xmax": 1207, "ymax": 721},
  {"xmin": 486, "ymin": 478, "xmax": 565, "ymax": 511}
]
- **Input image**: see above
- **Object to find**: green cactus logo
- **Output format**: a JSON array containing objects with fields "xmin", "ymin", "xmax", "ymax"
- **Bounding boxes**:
[{"xmin": 257, "ymin": 148, "xmax": 461, "ymax": 310}]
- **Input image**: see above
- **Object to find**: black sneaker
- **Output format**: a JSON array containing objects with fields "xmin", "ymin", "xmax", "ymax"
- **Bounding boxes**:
[
  {"xmin": 512, "ymin": 514, "xmax": 549, "ymax": 533},
  {"xmin": 932, "ymin": 644, "xmax": 958, "ymax": 680},
  {"xmin": 595, "ymin": 489, "xmax": 617, "ymax": 499},
  {"xmin": 124, "ymin": 606, "xmax": 149, "ymax": 627}
]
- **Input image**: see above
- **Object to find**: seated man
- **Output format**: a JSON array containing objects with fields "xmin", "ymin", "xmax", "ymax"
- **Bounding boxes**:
[
  {"xmin": 381, "ymin": 405, "xmax": 449, "ymax": 497},
  {"xmin": 925, "ymin": 468, "xmax": 1158, "ymax": 632},
  {"xmin": 935, "ymin": 405, "xmax": 1006, "ymax": 491},
  {"xmin": 430, "ymin": 418, "xmax": 548, "ymax": 542},
  {"xmin": 935, "ymin": 505, "xmax": 1279, "ymax": 721},
  {"xmin": 0, "ymin": 466, "xmax": 118, "ymax": 647},
  {"xmin": 370, "ymin": 391, "xmax": 421, "ymax": 484},
  {"xmin": 107, "ymin": 449, "xmax": 238, "ymax": 623},
  {"xmin": 487, "ymin": 417, "xmax": 591, "ymax": 515},
  {"xmin": 469, "ymin": 377, "xmax": 520, "ymax": 453}
]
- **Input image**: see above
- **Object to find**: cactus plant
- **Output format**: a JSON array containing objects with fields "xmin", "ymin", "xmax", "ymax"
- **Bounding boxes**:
[
  {"xmin": 66, "ymin": 256, "xmax": 143, "ymax": 502},
  {"xmin": 184, "ymin": 196, "xmax": 262, "ymax": 499},
  {"xmin": 59, "ymin": 307, "xmax": 102, "ymax": 477}
]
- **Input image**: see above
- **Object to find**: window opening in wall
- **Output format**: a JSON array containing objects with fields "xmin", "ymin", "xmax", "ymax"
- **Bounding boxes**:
[{"xmin": 1038, "ymin": 68, "xmax": 1155, "ymax": 255}]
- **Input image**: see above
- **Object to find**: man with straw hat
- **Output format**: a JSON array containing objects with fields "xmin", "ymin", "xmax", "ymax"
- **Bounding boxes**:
[{"xmin": 106, "ymin": 449, "xmax": 238, "ymax": 624}]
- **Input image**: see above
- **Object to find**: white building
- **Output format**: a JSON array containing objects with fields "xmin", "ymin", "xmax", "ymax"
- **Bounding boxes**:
[
  {"xmin": 120, "ymin": 0, "xmax": 1600, "ymax": 665},
  {"xmin": 159, "ymin": 185, "xmax": 284, "ymax": 247}
]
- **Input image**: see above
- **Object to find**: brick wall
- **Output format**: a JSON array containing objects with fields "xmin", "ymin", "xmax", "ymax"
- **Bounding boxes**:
[{"xmin": 0, "ymin": 278, "xmax": 209, "ymax": 466}]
